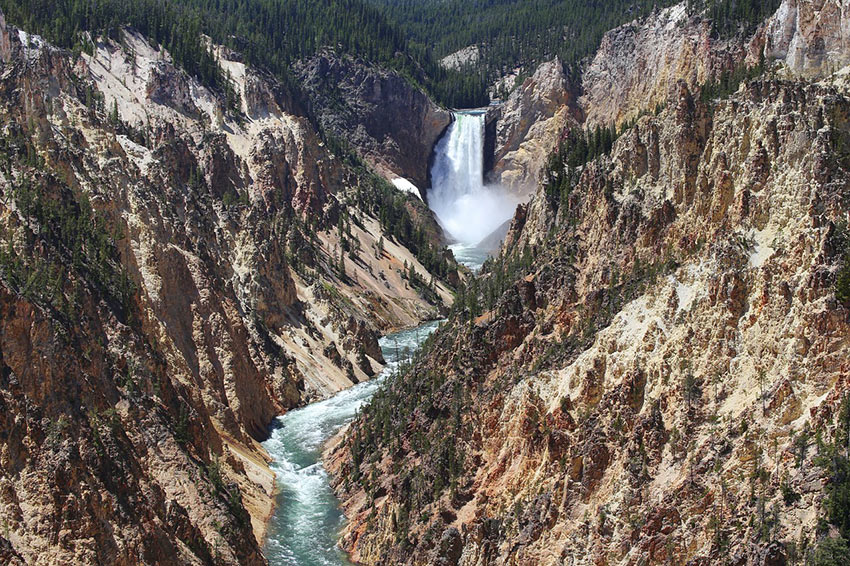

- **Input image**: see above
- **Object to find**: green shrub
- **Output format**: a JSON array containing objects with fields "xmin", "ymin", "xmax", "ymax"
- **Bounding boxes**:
[
  {"xmin": 836, "ymin": 262, "xmax": 850, "ymax": 304},
  {"xmin": 781, "ymin": 477, "xmax": 801, "ymax": 505},
  {"xmin": 811, "ymin": 536, "xmax": 850, "ymax": 566}
]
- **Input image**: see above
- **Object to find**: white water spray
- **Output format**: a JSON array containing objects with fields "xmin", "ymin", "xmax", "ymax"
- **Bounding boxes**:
[{"xmin": 428, "ymin": 111, "xmax": 519, "ymax": 248}]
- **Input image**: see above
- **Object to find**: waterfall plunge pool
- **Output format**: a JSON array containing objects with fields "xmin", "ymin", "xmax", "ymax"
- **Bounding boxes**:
[
  {"xmin": 448, "ymin": 243, "xmax": 491, "ymax": 272},
  {"xmin": 262, "ymin": 321, "xmax": 442, "ymax": 566}
]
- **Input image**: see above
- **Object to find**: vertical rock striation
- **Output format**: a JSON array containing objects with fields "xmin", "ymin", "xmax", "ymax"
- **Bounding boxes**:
[
  {"xmin": 330, "ymin": 2, "xmax": 850, "ymax": 565},
  {"xmin": 295, "ymin": 52, "xmax": 452, "ymax": 192},
  {"xmin": 0, "ymin": 14, "xmax": 456, "ymax": 565}
]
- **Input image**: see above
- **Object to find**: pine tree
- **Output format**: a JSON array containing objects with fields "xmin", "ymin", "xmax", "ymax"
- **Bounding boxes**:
[
  {"xmin": 110, "ymin": 99, "xmax": 119, "ymax": 125},
  {"xmin": 338, "ymin": 246, "xmax": 346, "ymax": 279}
]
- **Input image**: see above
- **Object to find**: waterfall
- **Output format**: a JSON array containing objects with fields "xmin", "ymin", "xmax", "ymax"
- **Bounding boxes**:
[
  {"xmin": 428, "ymin": 111, "xmax": 519, "ymax": 249},
  {"xmin": 430, "ymin": 112, "xmax": 485, "ymax": 207}
]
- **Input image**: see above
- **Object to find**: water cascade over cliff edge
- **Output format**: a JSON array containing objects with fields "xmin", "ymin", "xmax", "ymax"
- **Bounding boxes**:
[{"xmin": 428, "ymin": 111, "xmax": 521, "ymax": 268}]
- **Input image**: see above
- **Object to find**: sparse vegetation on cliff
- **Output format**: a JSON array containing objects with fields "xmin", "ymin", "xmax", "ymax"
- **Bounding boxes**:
[
  {"xmin": 699, "ymin": 54, "xmax": 767, "ymax": 103},
  {"xmin": 351, "ymin": 162, "xmax": 459, "ymax": 287},
  {"xmin": 0, "ymin": 131, "xmax": 135, "ymax": 326},
  {"xmin": 331, "ymin": 38, "xmax": 850, "ymax": 563},
  {"xmin": 543, "ymin": 124, "xmax": 619, "ymax": 209},
  {"xmin": 812, "ymin": 398, "xmax": 850, "ymax": 561}
]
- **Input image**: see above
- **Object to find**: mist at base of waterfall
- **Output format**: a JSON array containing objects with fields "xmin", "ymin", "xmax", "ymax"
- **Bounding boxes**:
[
  {"xmin": 428, "ymin": 111, "xmax": 520, "ymax": 249},
  {"xmin": 432, "ymin": 186, "xmax": 521, "ymax": 247}
]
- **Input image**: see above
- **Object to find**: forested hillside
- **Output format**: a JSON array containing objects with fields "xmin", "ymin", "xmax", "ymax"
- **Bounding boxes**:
[
  {"xmin": 1, "ymin": 0, "xmax": 786, "ymax": 111},
  {"xmin": 370, "ymin": 0, "xmax": 782, "ymax": 96},
  {"xmin": 0, "ymin": 0, "xmax": 487, "ymax": 108}
]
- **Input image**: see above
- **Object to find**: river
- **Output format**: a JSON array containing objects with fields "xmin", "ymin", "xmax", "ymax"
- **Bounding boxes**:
[
  {"xmin": 263, "ymin": 107, "xmax": 513, "ymax": 564},
  {"xmin": 262, "ymin": 320, "xmax": 442, "ymax": 565}
]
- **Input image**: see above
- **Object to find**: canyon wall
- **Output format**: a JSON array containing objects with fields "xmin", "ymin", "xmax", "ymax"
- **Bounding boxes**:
[
  {"xmin": 491, "ymin": 0, "xmax": 850, "ymax": 197},
  {"xmin": 489, "ymin": 58, "xmax": 580, "ymax": 195},
  {"xmin": 296, "ymin": 52, "xmax": 452, "ymax": 192},
  {"xmin": 0, "ymin": 13, "xmax": 456, "ymax": 565},
  {"xmin": 331, "ymin": 1, "xmax": 850, "ymax": 564}
]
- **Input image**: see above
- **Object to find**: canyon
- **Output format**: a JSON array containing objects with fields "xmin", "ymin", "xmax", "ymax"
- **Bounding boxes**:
[
  {"xmin": 0, "ymin": 0, "xmax": 849, "ymax": 565},
  {"xmin": 0, "ymin": 9, "xmax": 457, "ymax": 565},
  {"xmin": 328, "ymin": 1, "xmax": 850, "ymax": 565}
]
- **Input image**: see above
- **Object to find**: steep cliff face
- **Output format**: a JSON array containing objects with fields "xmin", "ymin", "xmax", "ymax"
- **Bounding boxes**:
[
  {"xmin": 579, "ymin": 3, "xmax": 740, "ymax": 129},
  {"xmin": 489, "ymin": 59, "xmax": 580, "ymax": 195},
  {"xmin": 330, "ymin": 9, "xmax": 850, "ymax": 565},
  {"xmin": 489, "ymin": 2, "xmax": 736, "ymax": 196},
  {"xmin": 762, "ymin": 0, "xmax": 850, "ymax": 76},
  {"xmin": 0, "ymin": 277, "xmax": 268, "ymax": 566},
  {"xmin": 0, "ymin": 13, "xmax": 456, "ymax": 565},
  {"xmin": 491, "ymin": 0, "xmax": 850, "ymax": 197},
  {"xmin": 296, "ymin": 52, "xmax": 451, "ymax": 192},
  {"xmin": 580, "ymin": 0, "xmax": 850, "ymax": 129}
]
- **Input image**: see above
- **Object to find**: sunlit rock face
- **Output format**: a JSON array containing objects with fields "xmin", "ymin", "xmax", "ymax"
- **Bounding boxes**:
[
  {"xmin": 330, "ymin": 2, "xmax": 850, "ymax": 565},
  {"xmin": 761, "ymin": 0, "xmax": 850, "ymax": 77},
  {"xmin": 490, "ymin": 58, "xmax": 580, "ymax": 196},
  {"xmin": 0, "ymin": 13, "xmax": 457, "ymax": 565}
]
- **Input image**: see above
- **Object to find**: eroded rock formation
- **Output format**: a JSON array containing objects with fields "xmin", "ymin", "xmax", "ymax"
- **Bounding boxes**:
[
  {"xmin": 490, "ymin": 59, "xmax": 580, "ymax": 194},
  {"xmin": 330, "ymin": 2, "xmax": 850, "ymax": 564},
  {"xmin": 296, "ymin": 52, "xmax": 452, "ymax": 191},
  {"xmin": 0, "ymin": 13, "xmax": 456, "ymax": 565}
]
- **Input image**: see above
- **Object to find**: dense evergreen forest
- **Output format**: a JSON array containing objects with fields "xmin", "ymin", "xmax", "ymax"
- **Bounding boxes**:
[
  {"xmin": 370, "ymin": 0, "xmax": 782, "ymax": 97},
  {"xmin": 0, "ymin": 0, "xmax": 488, "ymax": 108},
  {"xmin": 700, "ymin": 0, "xmax": 784, "ymax": 38},
  {"xmin": 370, "ymin": 0, "xmax": 671, "ymax": 79},
  {"xmin": 1, "ymin": 0, "xmax": 784, "ymax": 111}
]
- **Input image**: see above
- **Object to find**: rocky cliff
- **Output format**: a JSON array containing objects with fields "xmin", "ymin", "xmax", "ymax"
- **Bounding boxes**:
[
  {"xmin": 579, "ymin": 3, "xmax": 738, "ymax": 129},
  {"xmin": 489, "ymin": 59, "xmax": 580, "ymax": 195},
  {"xmin": 0, "ymin": 12, "xmax": 456, "ymax": 565},
  {"xmin": 296, "ymin": 52, "xmax": 451, "ymax": 192},
  {"xmin": 330, "ymin": 2, "xmax": 850, "ymax": 564},
  {"xmin": 490, "ymin": 0, "xmax": 850, "ymax": 197},
  {"xmin": 761, "ymin": 0, "xmax": 850, "ymax": 77},
  {"xmin": 580, "ymin": 0, "xmax": 850, "ymax": 129}
]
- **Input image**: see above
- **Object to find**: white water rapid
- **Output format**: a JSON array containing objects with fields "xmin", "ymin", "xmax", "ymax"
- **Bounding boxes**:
[
  {"xmin": 428, "ymin": 110, "xmax": 520, "ymax": 270},
  {"xmin": 263, "ymin": 321, "xmax": 441, "ymax": 565}
]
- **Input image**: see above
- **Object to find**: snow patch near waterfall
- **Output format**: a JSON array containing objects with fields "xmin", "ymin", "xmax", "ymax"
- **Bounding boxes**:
[{"xmin": 391, "ymin": 178, "xmax": 423, "ymax": 200}]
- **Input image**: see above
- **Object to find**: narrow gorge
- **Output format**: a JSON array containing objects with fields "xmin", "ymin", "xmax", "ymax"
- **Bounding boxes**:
[
  {"xmin": 263, "ymin": 321, "xmax": 441, "ymax": 566},
  {"xmin": 262, "ymin": 103, "xmax": 519, "ymax": 565},
  {"xmin": 0, "ymin": 0, "xmax": 849, "ymax": 565}
]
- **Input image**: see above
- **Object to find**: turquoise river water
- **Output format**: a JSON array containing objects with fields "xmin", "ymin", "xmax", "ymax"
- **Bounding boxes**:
[{"xmin": 262, "ymin": 320, "xmax": 442, "ymax": 565}]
